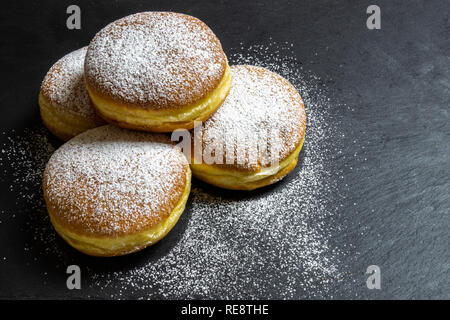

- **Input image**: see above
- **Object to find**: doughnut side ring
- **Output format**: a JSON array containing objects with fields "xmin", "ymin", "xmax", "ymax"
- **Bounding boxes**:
[
  {"xmin": 86, "ymin": 65, "xmax": 231, "ymax": 132},
  {"xmin": 192, "ymin": 137, "xmax": 304, "ymax": 191}
]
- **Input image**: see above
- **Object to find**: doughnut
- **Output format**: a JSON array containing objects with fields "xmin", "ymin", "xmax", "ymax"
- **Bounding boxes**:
[
  {"xmin": 84, "ymin": 12, "xmax": 231, "ymax": 132},
  {"xmin": 190, "ymin": 65, "xmax": 306, "ymax": 191},
  {"xmin": 42, "ymin": 125, "xmax": 191, "ymax": 257},
  {"xmin": 39, "ymin": 47, "xmax": 105, "ymax": 141}
]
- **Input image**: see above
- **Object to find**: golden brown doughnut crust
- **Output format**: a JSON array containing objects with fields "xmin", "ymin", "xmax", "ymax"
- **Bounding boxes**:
[
  {"xmin": 43, "ymin": 125, "xmax": 190, "ymax": 238},
  {"xmin": 84, "ymin": 12, "xmax": 228, "ymax": 111}
]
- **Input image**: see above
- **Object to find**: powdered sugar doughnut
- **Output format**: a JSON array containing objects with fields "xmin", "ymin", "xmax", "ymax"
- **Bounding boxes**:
[
  {"xmin": 43, "ymin": 125, "xmax": 191, "ymax": 256},
  {"xmin": 85, "ymin": 12, "xmax": 231, "ymax": 132},
  {"xmin": 190, "ymin": 65, "xmax": 306, "ymax": 190},
  {"xmin": 39, "ymin": 47, "xmax": 105, "ymax": 141}
]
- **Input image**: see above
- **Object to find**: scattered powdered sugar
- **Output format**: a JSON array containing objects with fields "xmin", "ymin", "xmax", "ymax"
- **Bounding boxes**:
[
  {"xmin": 198, "ymin": 65, "xmax": 306, "ymax": 169},
  {"xmin": 0, "ymin": 127, "xmax": 55, "ymax": 209},
  {"xmin": 1, "ymin": 41, "xmax": 352, "ymax": 299},
  {"xmin": 40, "ymin": 47, "xmax": 96, "ymax": 118},
  {"xmin": 83, "ymin": 42, "xmax": 350, "ymax": 298},
  {"xmin": 44, "ymin": 125, "xmax": 188, "ymax": 236},
  {"xmin": 85, "ymin": 12, "xmax": 226, "ymax": 108},
  {"xmin": 0, "ymin": 126, "xmax": 63, "ymax": 259}
]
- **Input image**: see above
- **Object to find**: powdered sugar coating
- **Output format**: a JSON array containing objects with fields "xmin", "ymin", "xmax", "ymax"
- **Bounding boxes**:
[
  {"xmin": 43, "ymin": 125, "xmax": 189, "ymax": 236},
  {"xmin": 85, "ymin": 12, "xmax": 227, "ymax": 109},
  {"xmin": 40, "ymin": 47, "xmax": 96, "ymax": 118},
  {"xmin": 196, "ymin": 65, "xmax": 306, "ymax": 171}
]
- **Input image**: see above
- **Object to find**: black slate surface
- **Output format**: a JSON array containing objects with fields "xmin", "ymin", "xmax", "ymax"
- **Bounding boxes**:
[{"xmin": 0, "ymin": 0, "xmax": 449, "ymax": 299}]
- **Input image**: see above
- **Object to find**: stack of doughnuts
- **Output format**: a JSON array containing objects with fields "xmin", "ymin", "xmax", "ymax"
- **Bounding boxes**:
[{"xmin": 40, "ymin": 11, "xmax": 306, "ymax": 256}]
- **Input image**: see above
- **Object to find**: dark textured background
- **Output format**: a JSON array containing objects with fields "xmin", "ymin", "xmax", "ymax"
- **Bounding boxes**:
[{"xmin": 0, "ymin": 0, "xmax": 449, "ymax": 299}]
